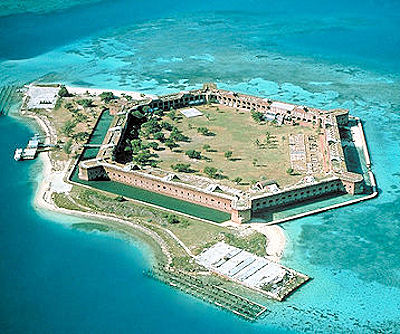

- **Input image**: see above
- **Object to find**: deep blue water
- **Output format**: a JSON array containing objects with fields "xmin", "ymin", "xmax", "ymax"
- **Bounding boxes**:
[{"xmin": 1, "ymin": 0, "xmax": 400, "ymax": 333}]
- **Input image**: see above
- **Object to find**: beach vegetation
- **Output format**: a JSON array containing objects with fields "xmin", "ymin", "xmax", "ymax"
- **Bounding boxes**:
[
  {"xmin": 114, "ymin": 195, "xmax": 126, "ymax": 202},
  {"xmin": 58, "ymin": 86, "xmax": 71, "ymax": 98},
  {"xmin": 64, "ymin": 102, "xmax": 74, "ymax": 110},
  {"xmin": 52, "ymin": 193, "xmax": 83, "ymax": 211},
  {"xmin": 73, "ymin": 112, "xmax": 88, "ymax": 123},
  {"xmin": 63, "ymin": 139, "xmax": 73, "ymax": 154},
  {"xmin": 61, "ymin": 120, "xmax": 77, "ymax": 136},
  {"xmin": 72, "ymin": 131, "xmax": 89, "ymax": 142},
  {"xmin": 222, "ymin": 232, "xmax": 267, "ymax": 257},
  {"xmin": 54, "ymin": 98, "xmax": 62, "ymax": 110},
  {"xmin": 76, "ymin": 98, "xmax": 93, "ymax": 108},
  {"xmin": 99, "ymin": 91, "xmax": 116, "ymax": 103}
]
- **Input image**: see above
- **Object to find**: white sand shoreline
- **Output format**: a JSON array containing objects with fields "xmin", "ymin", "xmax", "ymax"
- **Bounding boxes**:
[
  {"xmin": 64, "ymin": 85, "xmax": 157, "ymax": 99},
  {"xmin": 250, "ymin": 223, "xmax": 286, "ymax": 262}
]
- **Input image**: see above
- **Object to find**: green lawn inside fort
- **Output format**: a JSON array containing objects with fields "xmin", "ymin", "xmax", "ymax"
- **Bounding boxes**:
[{"xmin": 135, "ymin": 103, "xmax": 320, "ymax": 188}]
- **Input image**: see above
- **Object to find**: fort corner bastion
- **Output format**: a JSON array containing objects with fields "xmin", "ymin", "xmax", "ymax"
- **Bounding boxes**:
[{"xmin": 78, "ymin": 83, "xmax": 371, "ymax": 224}]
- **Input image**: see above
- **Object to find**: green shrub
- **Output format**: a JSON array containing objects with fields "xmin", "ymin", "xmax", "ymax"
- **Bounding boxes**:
[{"xmin": 185, "ymin": 149, "xmax": 201, "ymax": 159}]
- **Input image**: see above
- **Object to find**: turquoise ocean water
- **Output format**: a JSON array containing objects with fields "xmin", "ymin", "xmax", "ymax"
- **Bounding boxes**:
[{"xmin": 1, "ymin": 1, "xmax": 400, "ymax": 332}]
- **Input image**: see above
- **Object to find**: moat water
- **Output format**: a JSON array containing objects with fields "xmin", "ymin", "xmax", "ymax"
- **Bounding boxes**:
[{"xmin": 1, "ymin": 1, "xmax": 400, "ymax": 333}]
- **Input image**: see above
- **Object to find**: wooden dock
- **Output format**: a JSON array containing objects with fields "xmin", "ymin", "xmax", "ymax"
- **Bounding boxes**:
[{"xmin": 14, "ymin": 134, "xmax": 53, "ymax": 161}]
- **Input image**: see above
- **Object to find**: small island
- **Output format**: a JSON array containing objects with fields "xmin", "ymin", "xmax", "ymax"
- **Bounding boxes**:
[{"xmin": 17, "ymin": 82, "xmax": 377, "ymax": 321}]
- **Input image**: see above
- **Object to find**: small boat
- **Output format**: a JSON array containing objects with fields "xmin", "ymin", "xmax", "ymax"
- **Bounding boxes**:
[{"xmin": 14, "ymin": 148, "xmax": 23, "ymax": 161}]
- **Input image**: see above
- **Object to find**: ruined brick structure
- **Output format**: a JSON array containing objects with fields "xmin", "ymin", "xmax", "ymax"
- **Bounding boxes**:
[{"xmin": 78, "ymin": 84, "xmax": 365, "ymax": 223}]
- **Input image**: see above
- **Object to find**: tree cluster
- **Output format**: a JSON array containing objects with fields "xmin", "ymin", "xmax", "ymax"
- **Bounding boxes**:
[
  {"xmin": 185, "ymin": 150, "xmax": 202, "ymax": 160},
  {"xmin": 58, "ymin": 86, "xmax": 72, "ymax": 98},
  {"xmin": 171, "ymin": 163, "xmax": 192, "ymax": 173},
  {"xmin": 99, "ymin": 91, "xmax": 116, "ymax": 103},
  {"xmin": 251, "ymin": 110, "xmax": 264, "ymax": 123}
]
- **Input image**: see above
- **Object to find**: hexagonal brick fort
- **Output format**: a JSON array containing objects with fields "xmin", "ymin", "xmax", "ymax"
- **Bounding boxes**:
[{"xmin": 78, "ymin": 83, "xmax": 366, "ymax": 223}]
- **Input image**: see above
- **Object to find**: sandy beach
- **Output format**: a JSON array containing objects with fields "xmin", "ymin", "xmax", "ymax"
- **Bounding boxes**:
[
  {"xmin": 222, "ymin": 219, "xmax": 287, "ymax": 262},
  {"xmin": 65, "ymin": 85, "xmax": 157, "ymax": 100},
  {"xmin": 249, "ymin": 223, "xmax": 286, "ymax": 262}
]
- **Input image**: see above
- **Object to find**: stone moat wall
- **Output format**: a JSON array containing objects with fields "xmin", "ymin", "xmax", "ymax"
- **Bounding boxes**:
[
  {"xmin": 79, "ymin": 161, "xmax": 360, "ymax": 223},
  {"xmin": 103, "ymin": 166, "xmax": 233, "ymax": 213}
]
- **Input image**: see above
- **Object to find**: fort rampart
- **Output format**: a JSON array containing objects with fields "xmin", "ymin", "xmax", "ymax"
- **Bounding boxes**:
[{"xmin": 78, "ymin": 84, "xmax": 366, "ymax": 223}]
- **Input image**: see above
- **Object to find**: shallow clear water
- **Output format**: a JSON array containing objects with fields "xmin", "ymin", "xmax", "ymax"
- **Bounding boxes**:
[{"xmin": 0, "ymin": 1, "xmax": 400, "ymax": 333}]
